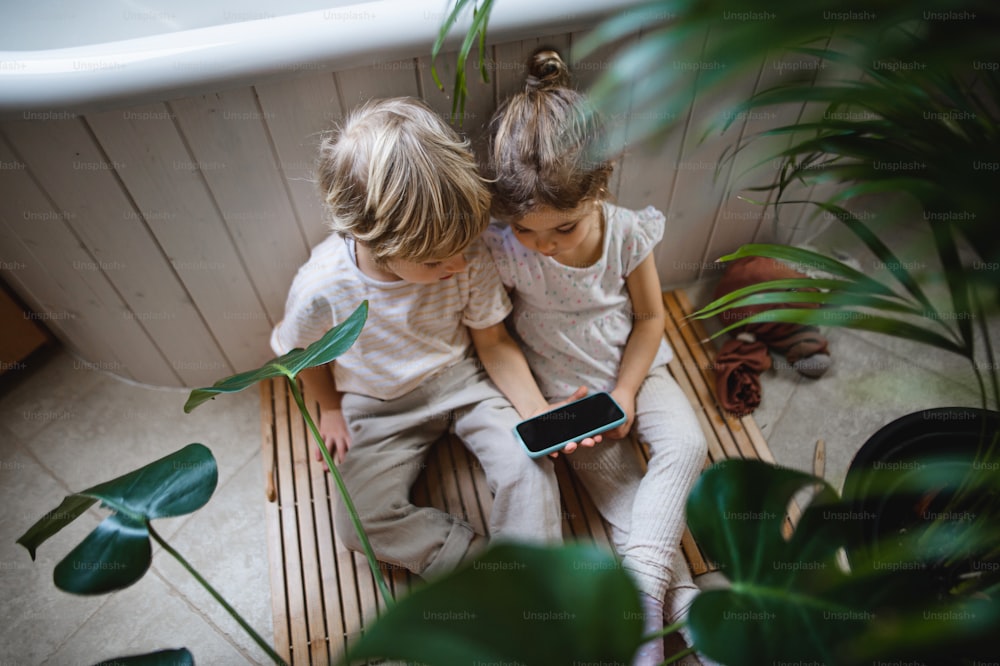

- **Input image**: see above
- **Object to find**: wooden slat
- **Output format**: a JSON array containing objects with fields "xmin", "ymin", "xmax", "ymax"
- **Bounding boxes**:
[
  {"xmin": 283, "ymin": 380, "xmax": 328, "ymax": 666},
  {"xmin": 351, "ymin": 551, "xmax": 380, "ymax": 650},
  {"xmin": 666, "ymin": 348, "xmax": 731, "ymax": 463},
  {"xmin": 272, "ymin": 378, "xmax": 310, "ymax": 663},
  {"xmin": 665, "ymin": 291, "xmax": 757, "ymax": 460},
  {"xmin": 260, "ymin": 289, "xmax": 789, "ymax": 663},
  {"xmin": 681, "ymin": 529, "xmax": 711, "ymax": 577},
  {"xmin": 312, "ymin": 396, "xmax": 365, "ymax": 661},
  {"xmin": 314, "ymin": 488, "xmax": 342, "ymax": 664},
  {"xmin": 662, "ymin": 303, "xmax": 735, "ymax": 461},
  {"xmin": 260, "ymin": 379, "xmax": 291, "ymax": 664},
  {"xmin": 332, "ymin": 543, "xmax": 363, "ymax": 658},
  {"xmin": 302, "ymin": 394, "xmax": 343, "ymax": 665},
  {"xmin": 555, "ymin": 457, "xmax": 614, "ymax": 549}
]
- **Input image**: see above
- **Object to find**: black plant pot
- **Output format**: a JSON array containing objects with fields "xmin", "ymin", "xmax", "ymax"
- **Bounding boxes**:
[
  {"xmin": 841, "ymin": 407, "xmax": 999, "ymax": 663},
  {"xmin": 843, "ymin": 407, "xmax": 998, "ymax": 566}
]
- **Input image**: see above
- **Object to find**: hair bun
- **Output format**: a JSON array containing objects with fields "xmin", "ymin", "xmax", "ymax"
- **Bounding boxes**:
[{"xmin": 525, "ymin": 48, "xmax": 570, "ymax": 91}]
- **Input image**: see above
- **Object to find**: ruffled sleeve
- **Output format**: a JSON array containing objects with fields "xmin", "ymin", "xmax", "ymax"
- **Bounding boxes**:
[{"xmin": 621, "ymin": 205, "xmax": 666, "ymax": 276}]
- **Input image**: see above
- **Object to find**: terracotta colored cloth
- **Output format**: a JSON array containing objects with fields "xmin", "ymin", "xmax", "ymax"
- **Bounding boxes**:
[
  {"xmin": 712, "ymin": 256, "xmax": 830, "ymax": 415},
  {"xmin": 714, "ymin": 336, "xmax": 772, "ymax": 415}
]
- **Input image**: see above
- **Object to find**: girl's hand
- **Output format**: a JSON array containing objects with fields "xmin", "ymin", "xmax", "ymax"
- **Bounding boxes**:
[
  {"xmin": 544, "ymin": 386, "xmax": 603, "ymax": 458},
  {"xmin": 316, "ymin": 408, "xmax": 352, "ymax": 466},
  {"xmin": 603, "ymin": 387, "xmax": 636, "ymax": 441}
]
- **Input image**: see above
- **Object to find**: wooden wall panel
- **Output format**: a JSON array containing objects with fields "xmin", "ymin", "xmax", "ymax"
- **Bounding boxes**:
[
  {"xmin": 255, "ymin": 72, "xmax": 345, "ymax": 250},
  {"xmin": 1, "ymin": 119, "xmax": 223, "ymax": 386},
  {"xmin": 87, "ymin": 102, "xmax": 272, "ymax": 375},
  {"xmin": 0, "ymin": 135, "xmax": 137, "ymax": 379},
  {"xmin": 640, "ymin": 27, "xmax": 762, "ymax": 287},
  {"xmin": 702, "ymin": 53, "xmax": 787, "ymax": 263},
  {"xmin": 782, "ymin": 37, "xmax": 870, "ymax": 251},
  {"xmin": 333, "ymin": 58, "xmax": 421, "ymax": 109},
  {"xmin": 417, "ymin": 47, "xmax": 496, "ymax": 147},
  {"xmin": 568, "ymin": 30, "xmax": 628, "ymax": 201},
  {"xmin": 752, "ymin": 44, "xmax": 841, "ymax": 247},
  {"xmin": 169, "ymin": 88, "xmax": 311, "ymax": 325}
]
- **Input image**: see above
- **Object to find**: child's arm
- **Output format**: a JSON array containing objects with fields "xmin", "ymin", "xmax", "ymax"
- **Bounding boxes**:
[
  {"xmin": 299, "ymin": 364, "xmax": 352, "ymax": 464},
  {"xmin": 607, "ymin": 254, "xmax": 667, "ymax": 439},
  {"xmin": 470, "ymin": 322, "xmax": 597, "ymax": 455}
]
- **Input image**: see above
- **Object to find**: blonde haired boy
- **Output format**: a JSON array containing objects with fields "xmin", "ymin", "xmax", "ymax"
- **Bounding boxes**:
[{"xmin": 271, "ymin": 98, "xmax": 584, "ymax": 578}]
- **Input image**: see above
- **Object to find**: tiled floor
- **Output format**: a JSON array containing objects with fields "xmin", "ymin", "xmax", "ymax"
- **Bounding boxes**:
[
  {"xmin": 1, "ymin": 278, "xmax": 991, "ymax": 665},
  {"xmin": 0, "ymin": 348, "xmax": 271, "ymax": 665}
]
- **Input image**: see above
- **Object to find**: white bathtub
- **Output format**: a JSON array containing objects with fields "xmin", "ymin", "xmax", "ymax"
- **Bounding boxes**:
[{"xmin": 0, "ymin": 0, "xmax": 645, "ymax": 116}]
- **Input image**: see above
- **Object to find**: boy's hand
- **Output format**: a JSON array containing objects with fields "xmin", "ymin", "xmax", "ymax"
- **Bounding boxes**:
[
  {"xmin": 316, "ymin": 408, "xmax": 352, "ymax": 466},
  {"xmin": 603, "ymin": 387, "xmax": 636, "ymax": 441},
  {"xmin": 543, "ymin": 386, "xmax": 602, "ymax": 458}
]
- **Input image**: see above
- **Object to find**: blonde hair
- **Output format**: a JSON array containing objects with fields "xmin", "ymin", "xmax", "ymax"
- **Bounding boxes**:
[
  {"xmin": 485, "ymin": 49, "xmax": 613, "ymax": 221},
  {"xmin": 317, "ymin": 97, "xmax": 490, "ymax": 263}
]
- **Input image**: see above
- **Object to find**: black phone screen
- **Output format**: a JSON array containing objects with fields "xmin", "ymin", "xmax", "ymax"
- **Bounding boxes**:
[{"xmin": 515, "ymin": 393, "xmax": 625, "ymax": 453}]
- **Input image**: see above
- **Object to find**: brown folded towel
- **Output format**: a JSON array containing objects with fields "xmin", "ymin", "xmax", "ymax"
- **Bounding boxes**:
[
  {"xmin": 715, "ymin": 335, "xmax": 772, "ymax": 415},
  {"xmin": 712, "ymin": 256, "xmax": 831, "ymax": 415}
]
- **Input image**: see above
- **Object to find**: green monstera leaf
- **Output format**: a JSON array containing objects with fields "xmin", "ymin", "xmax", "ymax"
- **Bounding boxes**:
[
  {"xmin": 685, "ymin": 459, "xmax": 865, "ymax": 665},
  {"xmin": 344, "ymin": 543, "xmax": 644, "ymax": 666},
  {"xmin": 184, "ymin": 300, "xmax": 368, "ymax": 412},
  {"xmin": 686, "ymin": 456, "xmax": 1000, "ymax": 666},
  {"xmin": 17, "ymin": 443, "xmax": 218, "ymax": 594}
]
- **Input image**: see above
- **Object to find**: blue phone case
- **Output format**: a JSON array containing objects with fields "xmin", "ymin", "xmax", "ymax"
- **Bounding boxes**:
[{"xmin": 513, "ymin": 392, "xmax": 627, "ymax": 458}]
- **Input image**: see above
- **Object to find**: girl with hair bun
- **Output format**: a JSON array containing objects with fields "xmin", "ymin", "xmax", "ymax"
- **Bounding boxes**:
[{"xmin": 482, "ymin": 48, "xmax": 711, "ymax": 665}]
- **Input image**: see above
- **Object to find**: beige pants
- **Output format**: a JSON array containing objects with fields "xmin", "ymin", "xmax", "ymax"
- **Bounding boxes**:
[
  {"xmin": 334, "ymin": 356, "xmax": 562, "ymax": 579},
  {"xmin": 564, "ymin": 365, "xmax": 707, "ymax": 614}
]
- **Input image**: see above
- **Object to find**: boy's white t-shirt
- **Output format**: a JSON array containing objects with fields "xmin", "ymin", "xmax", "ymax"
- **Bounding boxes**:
[
  {"xmin": 483, "ymin": 202, "xmax": 673, "ymax": 401},
  {"xmin": 271, "ymin": 235, "xmax": 511, "ymax": 401}
]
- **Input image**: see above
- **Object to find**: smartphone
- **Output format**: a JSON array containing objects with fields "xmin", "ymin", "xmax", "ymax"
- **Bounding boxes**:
[{"xmin": 514, "ymin": 392, "xmax": 627, "ymax": 458}]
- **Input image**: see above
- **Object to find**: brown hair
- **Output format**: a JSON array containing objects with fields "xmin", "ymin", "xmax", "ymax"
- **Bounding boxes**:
[
  {"xmin": 484, "ymin": 49, "xmax": 613, "ymax": 221},
  {"xmin": 317, "ymin": 97, "xmax": 490, "ymax": 264}
]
